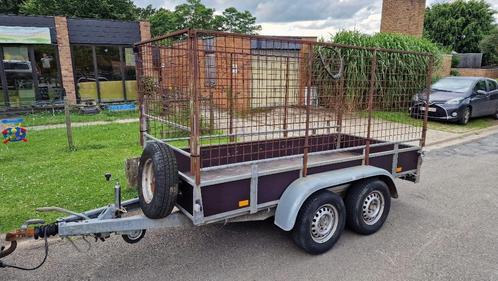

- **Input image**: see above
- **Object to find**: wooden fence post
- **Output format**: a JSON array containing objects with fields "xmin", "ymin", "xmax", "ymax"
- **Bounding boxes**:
[{"xmin": 64, "ymin": 98, "xmax": 75, "ymax": 150}]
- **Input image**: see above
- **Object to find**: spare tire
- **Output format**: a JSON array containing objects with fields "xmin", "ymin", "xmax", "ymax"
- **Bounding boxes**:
[{"xmin": 138, "ymin": 142, "xmax": 179, "ymax": 219}]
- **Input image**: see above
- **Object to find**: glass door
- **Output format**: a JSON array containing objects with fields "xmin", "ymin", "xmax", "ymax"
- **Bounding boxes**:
[
  {"xmin": 33, "ymin": 45, "xmax": 63, "ymax": 106},
  {"xmin": 2, "ymin": 46, "xmax": 35, "ymax": 107}
]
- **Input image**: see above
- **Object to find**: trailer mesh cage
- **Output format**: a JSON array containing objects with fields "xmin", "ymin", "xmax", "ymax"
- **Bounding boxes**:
[{"xmin": 134, "ymin": 29, "xmax": 432, "ymax": 184}]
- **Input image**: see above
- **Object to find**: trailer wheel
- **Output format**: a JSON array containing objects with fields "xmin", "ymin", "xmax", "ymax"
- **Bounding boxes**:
[
  {"xmin": 345, "ymin": 179, "xmax": 391, "ymax": 235},
  {"xmin": 292, "ymin": 191, "xmax": 346, "ymax": 255},
  {"xmin": 122, "ymin": 229, "xmax": 146, "ymax": 244},
  {"xmin": 138, "ymin": 142, "xmax": 179, "ymax": 219}
]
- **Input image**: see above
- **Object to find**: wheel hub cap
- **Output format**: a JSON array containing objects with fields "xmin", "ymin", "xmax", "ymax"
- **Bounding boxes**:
[
  {"xmin": 362, "ymin": 191, "xmax": 385, "ymax": 225},
  {"xmin": 310, "ymin": 204, "xmax": 339, "ymax": 243}
]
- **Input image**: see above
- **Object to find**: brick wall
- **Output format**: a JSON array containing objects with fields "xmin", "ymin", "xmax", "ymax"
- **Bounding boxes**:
[
  {"xmin": 143, "ymin": 34, "xmax": 318, "ymax": 115},
  {"xmin": 54, "ymin": 16, "xmax": 77, "ymax": 104},
  {"xmin": 380, "ymin": 0, "xmax": 426, "ymax": 38},
  {"xmin": 139, "ymin": 21, "xmax": 151, "ymax": 42},
  {"xmin": 452, "ymin": 68, "xmax": 498, "ymax": 79}
]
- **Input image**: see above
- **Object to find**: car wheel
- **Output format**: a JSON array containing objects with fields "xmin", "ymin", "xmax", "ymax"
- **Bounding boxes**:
[
  {"xmin": 138, "ymin": 142, "xmax": 179, "ymax": 219},
  {"xmin": 292, "ymin": 190, "xmax": 346, "ymax": 255},
  {"xmin": 494, "ymin": 108, "xmax": 498, "ymax": 120},
  {"xmin": 458, "ymin": 107, "xmax": 470, "ymax": 125},
  {"xmin": 345, "ymin": 179, "xmax": 391, "ymax": 235}
]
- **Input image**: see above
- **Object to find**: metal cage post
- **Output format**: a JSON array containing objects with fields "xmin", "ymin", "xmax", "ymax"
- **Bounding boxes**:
[
  {"xmin": 189, "ymin": 30, "xmax": 202, "ymax": 185},
  {"xmin": 420, "ymin": 55, "xmax": 434, "ymax": 147},
  {"xmin": 302, "ymin": 45, "xmax": 313, "ymax": 177},
  {"xmin": 134, "ymin": 45, "xmax": 147, "ymax": 147},
  {"xmin": 364, "ymin": 49, "xmax": 378, "ymax": 165}
]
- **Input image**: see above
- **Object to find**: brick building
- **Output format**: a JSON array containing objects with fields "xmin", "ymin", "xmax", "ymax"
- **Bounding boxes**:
[
  {"xmin": 139, "ymin": 34, "xmax": 315, "ymax": 113},
  {"xmin": 0, "ymin": 15, "xmax": 150, "ymax": 111},
  {"xmin": 380, "ymin": 0, "xmax": 426, "ymax": 38}
]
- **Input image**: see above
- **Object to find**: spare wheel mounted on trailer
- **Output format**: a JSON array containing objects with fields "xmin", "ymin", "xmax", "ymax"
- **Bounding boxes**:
[{"xmin": 138, "ymin": 142, "xmax": 179, "ymax": 219}]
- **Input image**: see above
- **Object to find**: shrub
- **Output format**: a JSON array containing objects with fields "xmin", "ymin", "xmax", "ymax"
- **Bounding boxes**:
[
  {"xmin": 451, "ymin": 55, "xmax": 461, "ymax": 68},
  {"xmin": 450, "ymin": 69, "xmax": 460, "ymax": 76},
  {"xmin": 480, "ymin": 28, "xmax": 498, "ymax": 67},
  {"xmin": 320, "ymin": 31, "xmax": 443, "ymax": 110}
]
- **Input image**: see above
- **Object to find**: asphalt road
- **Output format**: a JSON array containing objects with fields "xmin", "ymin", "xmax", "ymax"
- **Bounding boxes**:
[{"xmin": 2, "ymin": 133, "xmax": 498, "ymax": 281}]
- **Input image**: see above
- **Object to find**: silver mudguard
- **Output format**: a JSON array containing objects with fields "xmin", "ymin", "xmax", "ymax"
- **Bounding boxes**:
[{"xmin": 274, "ymin": 165, "xmax": 396, "ymax": 231}]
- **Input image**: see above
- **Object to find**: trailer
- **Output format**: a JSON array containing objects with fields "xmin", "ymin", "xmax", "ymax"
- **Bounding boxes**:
[{"xmin": 1, "ymin": 29, "xmax": 433, "ymax": 266}]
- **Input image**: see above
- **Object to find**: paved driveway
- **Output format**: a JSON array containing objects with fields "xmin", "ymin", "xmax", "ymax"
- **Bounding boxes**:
[{"xmin": 2, "ymin": 134, "xmax": 498, "ymax": 281}]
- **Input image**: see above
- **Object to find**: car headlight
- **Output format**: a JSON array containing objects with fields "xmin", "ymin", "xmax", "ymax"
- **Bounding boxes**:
[{"xmin": 446, "ymin": 97, "xmax": 464, "ymax": 105}]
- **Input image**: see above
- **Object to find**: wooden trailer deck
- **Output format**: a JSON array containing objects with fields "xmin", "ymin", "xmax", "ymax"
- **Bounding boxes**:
[{"xmin": 186, "ymin": 150, "xmax": 360, "ymax": 183}]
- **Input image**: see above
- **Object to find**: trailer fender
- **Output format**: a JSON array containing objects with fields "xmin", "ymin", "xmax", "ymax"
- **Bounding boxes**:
[{"xmin": 274, "ymin": 165, "xmax": 396, "ymax": 231}]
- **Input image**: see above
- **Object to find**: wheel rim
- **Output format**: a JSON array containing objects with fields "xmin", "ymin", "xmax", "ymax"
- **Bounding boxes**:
[
  {"xmin": 362, "ymin": 191, "xmax": 385, "ymax": 225},
  {"xmin": 142, "ymin": 159, "xmax": 155, "ymax": 204},
  {"xmin": 310, "ymin": 203, "xmax": 339, "ymax": 243},
  {"xmin": 126, "ymin": 230, "xmax": 144, "ymax": 241}
]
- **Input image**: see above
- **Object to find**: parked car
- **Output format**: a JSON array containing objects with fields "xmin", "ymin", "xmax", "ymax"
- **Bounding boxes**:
[{"xmin": 410, "ymin": 76, "xmax": 498, "ymax": 125}]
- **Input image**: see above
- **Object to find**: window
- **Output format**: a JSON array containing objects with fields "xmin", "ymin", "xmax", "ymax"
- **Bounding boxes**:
[
  {"xmin": 487, "ymin": 80, "xmax": 497, "ymax": 91},
  {"xmin": 152, "ymin": 47, "xmax": 161, "ymax": 68},
  {"xmin": 474, "ymin": 80, "xmax": 487, "ymax": 92},
  {"xmin": 73, "ymin": 45, "xmax": 138, "ymax": 103},
  {"xmin": 33, "ymin": 45, "xmax": 62, "ymax": 104},
  {"xmin": 432, "ymin": 77, "xmax": 474, "ymax": 93},
  {"xmin": 203, "ymin": 37, "xmax": 216, "ymax": 86},
  {"xmin": 96, "ymin": 46, "xmax": 123, "ymax": 102},
  {"xmin": 124, "ymin": 48, "xmax": 137, "ymax": 100},
  {"xmin": 2, "ymin": 46, "xmax": 34, "ymax": 107},
  {"xmin": 73, "ymin": 45, "xmax": 97, "ymax": 101}
]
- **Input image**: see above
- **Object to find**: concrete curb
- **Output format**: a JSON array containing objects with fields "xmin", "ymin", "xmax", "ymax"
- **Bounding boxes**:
[{"xmin": 425, "ymin": 124, "xmax": 498, "ymax": 151}]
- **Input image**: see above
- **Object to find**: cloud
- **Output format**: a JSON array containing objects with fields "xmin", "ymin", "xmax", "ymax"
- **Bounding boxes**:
[
  {"xmin": 134, "ymin": 0, "xmax": 498, "ymax": 37},
  {"xmin": 135, "ymin": 0, "xmax": 375, "ymax": 22}
]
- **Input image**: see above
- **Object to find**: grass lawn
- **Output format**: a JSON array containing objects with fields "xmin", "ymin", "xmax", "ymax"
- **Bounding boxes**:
[
  {"xmin": 370, "ymin": 111, "xmax": 497, "ymax": 133},
  {"xmin": 0, "ymin": 122, "xmax": 143, "ymax": 232},
  {"xmin": 16, "ymin": 110, "xmax": 138, "ymax": 127},
  {"xmin": 0, "ymin": 120, "xmax": 228, "ymax": 232}
]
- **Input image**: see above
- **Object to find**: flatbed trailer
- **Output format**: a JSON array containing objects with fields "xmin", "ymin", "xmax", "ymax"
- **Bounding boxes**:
[{"xmin": 1, "ymin": 29, "xmax": 433, "ymax": 266}]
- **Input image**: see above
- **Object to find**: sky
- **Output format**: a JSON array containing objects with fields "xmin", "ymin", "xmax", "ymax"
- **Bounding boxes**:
[{"xmin": 134, "ymin": 0, "xmax": 498, "ymax": 38}]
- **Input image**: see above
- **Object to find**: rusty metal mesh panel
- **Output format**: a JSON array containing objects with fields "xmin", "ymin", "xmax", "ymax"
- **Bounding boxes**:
[
  {"xmin": 136, "ymin": 32, "xmax": 192, "ymax": 142},
  {"xmin": 136, "ymin": 30, "xmax": 431, "ymax": 170}
]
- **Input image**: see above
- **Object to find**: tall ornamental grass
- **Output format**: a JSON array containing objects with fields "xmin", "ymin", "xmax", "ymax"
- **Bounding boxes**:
[{"xmin": 315, "ymin": 31, "xmax": 443, "ymax": 111}]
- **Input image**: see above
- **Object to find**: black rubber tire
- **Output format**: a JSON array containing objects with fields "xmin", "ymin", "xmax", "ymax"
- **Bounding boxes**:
[
  {"xmin": 138, "ymin": 142, "xmax": 179, "ymax": 219},
  {"xmin": 122, "ymin": 229, "xmax": 146, "ymax": 244},
  {"xmin": 458, "ymin": 107, "xmax": 470, "ymax": 125},
  {"xmin": 345, "ymin": 179, "xmax": 391, "ymax": 235},
  {"xmin": 292, "ymin": 191, "xmax": 346, "ymax": 255}
]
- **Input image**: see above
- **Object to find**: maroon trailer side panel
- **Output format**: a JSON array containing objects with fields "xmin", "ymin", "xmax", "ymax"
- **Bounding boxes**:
[
  {"xmin": 201, "ymin": 179, "xmax": 251, "ymax": 216},
  {"xmin": 173, "ymin": 134, "xmax": 420, "ymax": 217},
  {"xmin": 258, "ymin": 170, "xmax": 300, "ymax": 204}
]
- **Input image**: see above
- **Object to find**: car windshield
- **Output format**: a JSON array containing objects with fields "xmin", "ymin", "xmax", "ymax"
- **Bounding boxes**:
[{"xmin": 432, "ymin": 78, "xmax": 474, "ymax": 93}]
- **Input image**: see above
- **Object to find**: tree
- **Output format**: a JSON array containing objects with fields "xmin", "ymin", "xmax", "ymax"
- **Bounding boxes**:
[
  {"xmin": 20, "ymin": 0, "xmax": 138, "ymax": 21},
  {"xmin": 135, "ymin": 4, "xmax": 156, "ymax": 20},
  {"xmin": 173, "ymin": 0, "xmax": 216, "ymax": 30},
  {"xmin": 480, "ymin": 28, "xmax": 498, "ymax": 66},
  {"xmin": 148, "ymin": 8, "xmax": 177, "ymax": 36},
  {"xmin": 215, "ymin": 7, "xmax": 261, "ymax": 34},
  {"xmin": 0, "ymin": 0, "xmax": 25, "ymax": 14},
  {"xmin": 424, "ymin": 0, "xmax": 496, "ymax": 53},
  {"xmin": 147, "ymin": 0, "xmax": 261, "ymax": 36}
]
